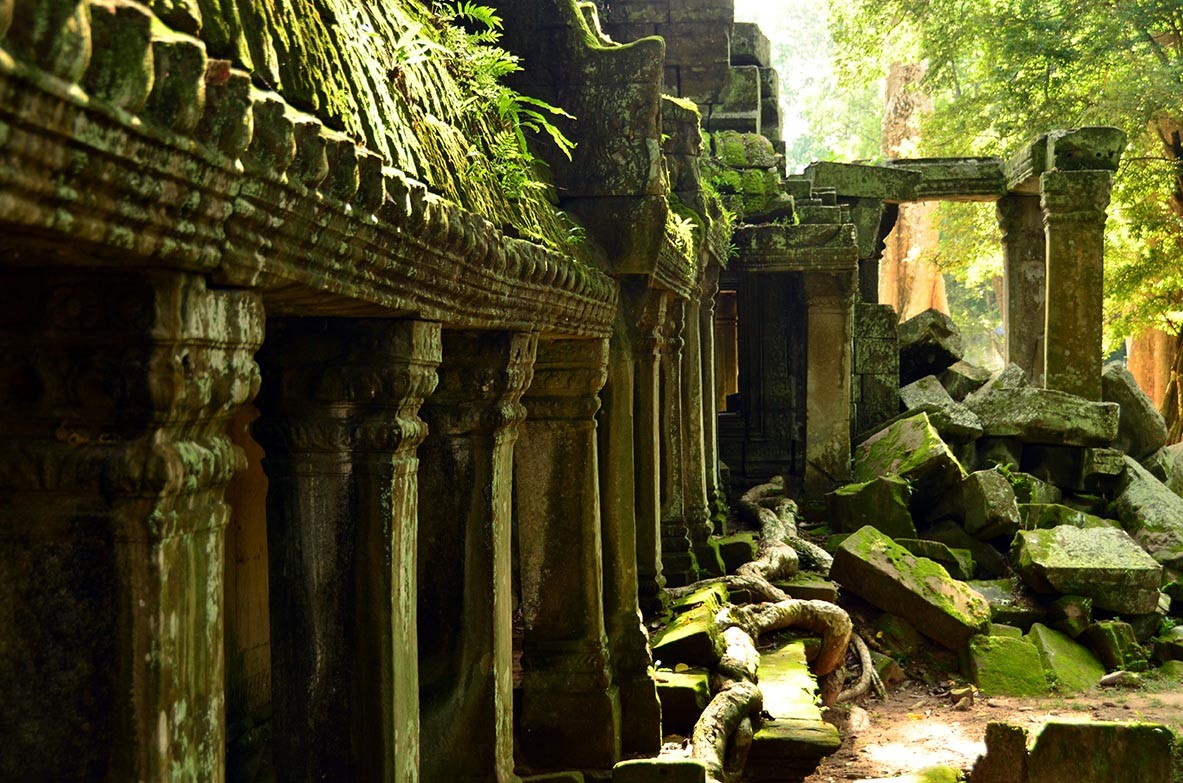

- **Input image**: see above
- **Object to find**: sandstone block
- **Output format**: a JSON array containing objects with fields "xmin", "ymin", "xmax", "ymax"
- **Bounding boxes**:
[
  {"xmin": 1026, "ymin": 720, "xmax": 1175, "ymax": 783},
  {"xmin": 1008, "ymin": 472, "xmax": 1062, "ymax": 504},
  {"xmin": 1012, "ymin": 526, "xmax": 1163, "ymax": 614},
  {"xmin": 1047, "ymin": 595, "xmax": 1092, "ymax": 638},
  {"xmin": 967, "ymin": 635, "xmax": 1051, "ymax": 696},
  {"xmin": 933, "ymin": 470, "xmax": 1021, "ymax": 541},
  {"xmin": 925, "ymin": 521, "xmax": 1010, "ymax": 579},
  {"xmin": 1113, "ymin": 455, "xmax": 1183, "ymax": 569},
  {"xmin": 1102, "ymin": 362, "xmax": 1168, "ymax": 458},
  {"xmin": 825, "ymin": 475, "xmax": 916, "ymax": 539},
  {"xmin": 965, "ymin": 387, "xmax": 1119, "ymax": 447},
  {"xmin": 854, "ymin": 413, "xmax": 966, "ymax": 506},
  {"xmin": 651, "ymin": 604, "xmax": 723, "ymax": 667},
  {"xmin": 832, "ymin": 526, "xmax": 991, "ymax": 650},
  {"xmin": 613, "ymin": 759, "xmax": 707, "ymax": 783},
  {"xmin": 894, "ymin": 538, "xmax": 974, "ymax": 580},
  {"xmin": 1018, "ymin": 503, "xmax": 1115, "ymax": 531},
  {"xmin": 654, "ymin": 669, "xmax": 710, "ymax": 734},
  {"xmin": 899, "ymin": 375, "xmax": 984, "ymax": 442},
  {"xmin": 898, "ymin": 309, "xmax": 964, "ymax": 384},
  {"xmin": 966, "ymin": 579, "xmax": 1048, "ymax": 630},
  {"xmin": 1080, "ymin": 621, "xmax": 1149, "ymax": 671},
  {"xmin": 1026, "ymin": 622, "xmax": 1105, "ymax": 693},
  {"xmin": 940, "ymin": 360, "xmax": 992, "ymax": 401}
]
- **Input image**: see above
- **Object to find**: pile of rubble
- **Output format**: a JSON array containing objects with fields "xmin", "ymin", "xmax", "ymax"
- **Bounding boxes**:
[{"xmin": 829, "ymin": 308, "xmax": 1183, "ymax": 697}]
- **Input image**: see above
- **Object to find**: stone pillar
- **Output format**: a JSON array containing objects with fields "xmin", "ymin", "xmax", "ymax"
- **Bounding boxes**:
[
  {"xmin": 515, "ymin": 338, "xmax": 622, "ymax": 770},
  {"xmin": 256, "ymin": 318, "xmax": 441, "ymax": 783},
  {"xmin": 699, "ymin": 263, "xmax": 727, "ymax": 525},
  {"xmin": 1040, "ymin": 170, "xmax": 1112, "ymax": 401},
  {"xmin": 633, "ymin": 285, "xmax": 668, "ymax": 616},
  {"xmin": 715, "ymin": 290, "xmax": 740, "ymax": 409},
  {"xmin": 0, "ymin": 268, "xmax": 263, "ymax": 782},
  {"xmin": 997, "ymin": 193, "xmax": 1047, "ymax": 384},
  {"xmin": 682, "ymin": 292, "xmax": 720, "ymax": 574},
  {"xmin": 598, "ymin": 302, "xmax": 662, "ymax": 755},
  {"xmin": 659, "ymin": 297, "xmax": 698, "ymax": 587},
  {"xmin": 417, "ymin": 331, "xmax": 536, "ymax": 783},
  {"xmin": 803, "ymin": 272, "xmax": 856, "ymax": 496}
]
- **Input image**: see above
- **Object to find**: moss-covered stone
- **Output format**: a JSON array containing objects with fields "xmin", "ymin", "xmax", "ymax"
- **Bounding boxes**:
[
  {"xmin": 1019, "ymin": 503, "xmax": 1115, "ymax": 531},
  {"xmin": 1153, "ymin": 626, "xmax": 1183, "ymax": 663},
  {"xmin": 1048, "ymin": 595, "xmax": 1093, "ymax": 638},
  {"xmin": 1008, "ymin": 472, "xmax": 1063, "ymax": 504},
  {"xmin": 1113, "ymin": 456, "xmax": 1183, "ymax": 570},
  {"xmin": 925, "ymin": 521, "xmax": 1010, "ymax": 579},
  {"xmin": 826, "ymin": 474, "xmax": 916, "ymax": 539},
  {"xmin": 968, "ymin": 635, "xmax": 1052, "ymax": 696},
  {"xmin": 1026, "ymin": 720, "xmax": 1176, "ymax": 783},
  {"xmin": 832, "ymin": 526, "xmax": 991, "ymax": 650},
  {"xmin": 651, "ymin": 604, "xmax": 723, "ymax": 667},
  {"xmin": 772, "ymin": 572, "xmax": 839, "ymax": 603},
  {"xmin": 895, "ymin": 538, "xmax": 974, "ymax": 581},
  {"xmin": 1012, "ymin": 525, "xmax": 1163, "ymax": 614},
  {"xmin": 966, "ymin": 579, "xmax": 1048, "ymax": 631},
  {"xmin": 854, "ymin": 413, "xmax": 966, "ymax": 507},
  {"xmin": 1080, "ymin": 621, "xmax": 1149, "ymax": 672},
  {"xmin": 875, "ymin": 614, "xmax": 925, "ymax": 657},
  {"xmin": 989, "ymin": 623, "xmax": 1024, "ymax": 638},
  {"xmin": 654, "ymin": 669, "xmax": 710, "ymax": 735},
  {"xmin": 965, "ymin": 386, "xmax": 1119, "ymax": 447},
  {"xmin": 716, "ymin": 532, "xmax": 758, "ymax": 573},
  {"xmin": 669, "ymin": 582, "xmax": 728, "ymax": 616},
  {"xmin": 1026, "ymin": 622, "xmax": 1105, "ymax": 693},
  {"xmin": 612, "ymin": 758, "xmax": 707, "ymax": 783},
  {"xmin": 899, "ymin": 375, "xmax": 984, "ymax": 442}
]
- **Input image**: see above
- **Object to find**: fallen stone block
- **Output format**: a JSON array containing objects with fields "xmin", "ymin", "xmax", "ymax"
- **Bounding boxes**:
[
  {"xmin": 612, "ymin": 758, "xmax": 707, "ymax": 783},
  {"xmin": 924, "ymin": 521, "xmax": 1009, "ymax": 579},
  {"xmin": 967, "ymin": 579, "xmax": 1048, "ymax": 630},
  {"xmin": 1126, "ymin": 591, "xmax": 1170, "ymax": 642},
  {"xmin": 1158, "ymin": 659, "xmax": 1183, "ymax": 680},
  {"xmin": 1080, "ymin": 621, "xmax": 1149, "ymax": 671},
  {"xmin": 524, "ymin": 774, "xmax": 585, "ymax": 783},
  {"xmin": 899, "ymin": 375, "xmax": 984, "ymax": 442},
  {"xmin": 826, "ymin": 474, "xmax": 917, "ymax": 539},
  {"xmin": 965, "ymin": 386, "xmax": 1119, "ymax": 447},
  {"xmin": 1163, "ymin": 442, "xmax": 1183, "ymax": 499},
  {"xmin": 1008, "ymin": 472, "xmax": 1062, "ymax": 504},
  {"xmin": 855, "ymin": 767, "xmax": 962, "ymax": 783},
  {"xmin": 1012, "ymin": 526, "xmax": 1163, "ymax": 614},
  {"xmin": 1103, "ymin": 361, "xmax": 1168, "ymax": 459},
  {"xmin": 895, "ymin": 538, "xmax": 974, "ymax": 580},
  {"xmin": 832, "ymin": 526, "xmax": 991, "ymax": 650},
  {"xmin": 716, "ymin": 532, "xmax": 757, "ymax": 573},
  {"xmin": 927, "ymin": 470, "xmax": 1021, "ymax": 541},
  {"xmin": 772, "ymin": 572, "xmax": 839, "ymax": 603},
  {"xmin": 651, "ymin": 604, "xmax": 723, "ymax": 667},
  {"xmin": 1018, "ymin": 503, "xmax": 1115, "ymax": 531},
  {"xmin": 654, "ymin": 669, "xmax": 710, "ymax": 735},
  {"xmin": 870, "ymin": 651, "xmax": 907, "ymax": 688},
  {"xmin": 973, "ymin": 437, "xmax": 1023, "ymax": 473},
  {"xmin": 1113, "ymin": 455, "xmax": 1183, "ymax": 568},
  {"xmin": 1047, "ymin": 595, "xmax": 1092, "ymax": 638},
  {"xmin": 874, "ymin": 614, "xmax": 925, "ymax": 657},
  {"xmin": 968, "ymin": 722, "xmax": 1029, "ymax": 783},
  {"xmin": 898, "ymin": 309, "xmax": 964, "ymax": 385},
  {"xmin": 967, "ymin": 635, "xmax": 1051, "ymax": 696},
  {"xmin": 669, "ymin": 583, "xmax": 728, "ymax": 616},
  {"xmin": 1026, "ymin": 622, "xmax": 1105, "ymax": 693},
  {"xmin": 1025, "ymin": 720, "xmax": 1176, "ymax": 782},
  {"xmin": 940, "ymin": 360, "xmax": 992, "ymax": 401},
  {"xmin": 1153, "ymin": 626, "xmax": 1183, "ymax": 663},
  {"xmin": 746, "ymin": 640, "xmax": 842, "ymax": 782},
  {"xmin": 988, "ymin": 623, "xmax": 1023, "ymax": 638},
  {"xmin": 854, "ymin": 413, "xmax": 966, "ymax": 506}
]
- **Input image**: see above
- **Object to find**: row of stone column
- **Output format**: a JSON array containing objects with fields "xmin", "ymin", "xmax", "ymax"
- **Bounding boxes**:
[{"xmin": 997, "ymin": 171, "xmax": 1112, "ymax": 400}]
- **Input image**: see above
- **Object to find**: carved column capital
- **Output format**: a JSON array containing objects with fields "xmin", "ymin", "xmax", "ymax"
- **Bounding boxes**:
[
  {"xmin": 634, "ymin": 287, "xmax": 668, "ymax": 358},
  {"xmin": 522, "ymin": 338, "xmax": 609, "ymax": 422},
  {"xmin": 1040, "ymin": 170, "xmax": 1113, "ymax": 224},
  {"xmin": 425, "ymin": 331, "xmax": 537, "ymax": 435}
]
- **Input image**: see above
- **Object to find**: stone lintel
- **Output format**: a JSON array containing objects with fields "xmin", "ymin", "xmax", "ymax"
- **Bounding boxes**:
[
  {"xmin": 804, "ymin": 161, "xmax": 921, "ymax": 202},
  {"xmin": 1005, "ymin": 126, "xmax": 1127, "ymax": 192},
  {"xmin": 730, "ymin": 22, "xmax": 771, "ymax": 67},
  {"xmin": 732, "ymin": 223, "xmax": 858, "ymax": 274},
  {"xmin": 883, "ymin": 157, "xmax": 1007, "ymax": 201}
]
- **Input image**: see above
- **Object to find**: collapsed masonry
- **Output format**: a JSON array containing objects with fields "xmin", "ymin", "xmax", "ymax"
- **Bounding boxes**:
[{"xmin": 0, "ymin": 0, "xmax": 1175, "ymax": 781}]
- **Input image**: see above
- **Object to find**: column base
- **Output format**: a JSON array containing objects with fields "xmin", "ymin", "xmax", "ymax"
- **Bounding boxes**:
[
  {"xmin": 637, "ymin": 581, "xmax": 668, "ymax": 619},
  {"xmin": 520, "ymin": 686, "xmax": 622, "ymax": 771},
  {"xmin": 660, "ymin": 548, "xmax": 699, "ymax": 588},
  {"xmin": 619, "ymin": 675, "xmax": 662, "ymax": 756},
  {"xmin": 693, "ymin": 539, "xmax": 726, "ymax": 578}
]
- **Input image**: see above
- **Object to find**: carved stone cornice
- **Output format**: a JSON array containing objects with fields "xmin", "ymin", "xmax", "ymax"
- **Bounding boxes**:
[
  {"xmin": 634, "ymin": 287, "xmax": 668, "ymax": 358},
  {"xmin": 521, "ymin": 338, "xmax": 609, "ymax": 422},
  {"xmin": 0, "ymin": 48, "xmax": 618, "ymax": 338},
  {"xmin": 1040, "ymin": 170, "xmax": 1113, "ymax": 225},
  {"xmin": 254, "ymin": 319, "xmax": 441, "ymax": 456}
]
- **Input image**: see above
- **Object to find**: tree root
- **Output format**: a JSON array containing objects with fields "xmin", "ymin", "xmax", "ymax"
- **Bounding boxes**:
[
  {"xmin": 837, "ymin": 632, "xmax": 885, "ymax": 703},
  {"xmin": 737, "ymin": 476, "xmax": 833, "ymax": 573},
  {"xmin": 720, "ymin": 599, "xmax": 852, "ymax": 678},
  {"xmin": 691, "ymin": 679, "xmax": 762, "ymax": 783}
]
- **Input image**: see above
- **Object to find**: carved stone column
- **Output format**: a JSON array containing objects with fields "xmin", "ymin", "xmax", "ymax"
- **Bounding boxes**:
[
  {"xmin": 0, "ymin": 268, "xmax": 263, "ymax": 782},
  {"xmin": 997, "ymin": 194, "xmax": 1047, "ymax": 384},
  {"xmin": 633, "ymin": 286, "xmax": 668, "ymax": 616},
  {"xmin": 699, "ymin": 263, "xmax": 728, "ymax": 527},
  {"xmin": 597, "ymin": 296, "xmax": 662, "ymax": 755},
  {"xmin": 659, "ymin": 297, "xmax": 697, "ymax": 587},
  {"xmin": 417, "ymin": 330, "xmax": 535, "ymax": 783},
  {"xmin": 1041, "ymin": 170, "xmax": 1112, "ymax": 401},
  {"xmin": 256, "ymin": 318, "xmax": 441, "ymax": 783},
  {"xmin": 515, "ymin": 338, "xmax": 622, "ymax": 770},
  {"xmin": 803, "ymin": 272, "xmax": 856, "ymax": 496},
  {"xmin": 681, "ymin": 292, "xmax": 721, "ymax": 575}
]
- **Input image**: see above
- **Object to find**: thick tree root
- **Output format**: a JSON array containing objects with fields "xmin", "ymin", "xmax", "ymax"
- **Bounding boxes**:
[
  {"xmin": 691, "ymin": 679, "xmax": 762, "ymax": 783},
  {"xmin": 737, "ymin": 477, "xmax": 833, "ymax": 573},
  {"xmin": 720, "ymin": 600, "xmax": 852, "ymax": 678},
  {"xmin": 838, "ymin": 633, "xmax": 885, "ymax": 703}
]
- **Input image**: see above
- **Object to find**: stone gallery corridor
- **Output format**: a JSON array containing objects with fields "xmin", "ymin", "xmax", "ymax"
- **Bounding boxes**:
[{"xmin": 2, "ymin": 0, "xmax": 1183, "ymax": 781}]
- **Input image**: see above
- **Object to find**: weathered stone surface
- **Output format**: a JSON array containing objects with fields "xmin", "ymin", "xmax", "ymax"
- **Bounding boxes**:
[
  {"xmin": 856, "ymin": 768, "xmax": 962, "ymax": 783},
  {"xmin": 1163, "ymin": 442, "xmax": 1183, "ymax": 498},
  {"xmin": 773, "ymin": 573, "xmax": 839, "ymax": 604},
  {"xmin": 716, "ymin": 532, "xmax": 758, "ymax": 573},
  {"xmin": 874, "ymin": 614, "xmax": 925, "ymax": 657},
  {"xmin": 854, "ymin": 413, "xmax": 966, "ymax": 505},
  {"xmin": 655, "ymin": 668, "xmax": 710, "ymax": 734},
  {"xmin": 1026, "ymin": 623, "xmax": 1105, "ymax": 693},
  {"xmin": 1103, "ymin": 362, "xmax": 1168, "ymax": 458},
  {"xmin": 826, "ymin": 475, "xmax": 917, "ymax": 539},
  {"xmin": 1012, "ymin": 526, "xmax": 1163, "ymax": 614},
  {"xmin": 925, "ymin": 521, "xmax": 1010, "ymax": 579},
  {"xmin": 899, "ymin": 375, "xmax": 984, "ymax": 441},
  {"xmin": 898, "ymin": 309, "xmax": 964, "ymax": 384},
  {"xmin": 895, "ymin": 539, "xmax": 974, "ymax": 581},
  {"xmin": 973, "ymin": 437, "xmax": 1023, "ymax": 473},
  {"xmin": 670, "ymin": 583, "xmax": 729, "ymax": 616},
  {"xmin": 939, "ymin": 360, "xmax": 993, "ymax": 401},
  {"xmin": 932, "ymin": 470, "xmax": 1021, "ymax": 541},
  {"xmin": 524, "ymin": 774, "xmax": 585, "ymax": 783},
  {"xmin": 1008, "ymin": 473, "xmax": 1062, "ymax": 505},
  {"xmin": 964, "ymin": 386, "xmax": 1119, "ymax": 447},
  {"xmin": 1080, "ymin": 621, "xmax": 1149, "ymax": 671},
  {"xmin": 1153, "ymin": 626, "xmax": 1183, "ymax": 662},
  {"xmin": 967, "ymin": 579, "xmax": 1048, "ymax": 630},
  {"xmin": 746, "ymin": 641, "xmax": 842, "ymax": 782},
  {"xmin": 1112, "ymin": 456, "xmax": 1183, "ymax": 569},
  {"xmin": 832, "ymin": 526, "xmax": 991, "ymax": 650},
  {"xmin": 1126, "ymin": 592, "xmax": 1170, "ymax": 642},
  {"xmin": 730, "ymin": 21, "xmax": 770, "ymax": 67},
  {"xmin": 804, "ymin": 161, "xmax": 921, "ymax": 201},
  {"xmin": 613, "ymin": 758, "xmax": 707, "ymax": 783},
  {"xmin": 1026, "ymin": 720, "xmax": 1174, "ymax": 783},
  {"xmin": 651, "ymin": 605, "xmax": 723, "ymax": 667},
  {"xmin": 1018, "ymin": 503, "xmax": 1115, "ymax": 531},
  {"xmin": 1047, "ymin": 595, "xmax": 1093, "ymax": 638},
  {"xmin": 969, "ymin": 722, "xmax": 1029, "ymax": 783},
  {"xmin": 967, "ymin": 635, "xmax": 1051, "ymax": 696}
]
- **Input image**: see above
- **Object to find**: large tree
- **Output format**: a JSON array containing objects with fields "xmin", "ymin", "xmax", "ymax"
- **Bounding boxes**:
[{"xmin": 830, "ymin": 0, "xmax": 1183, "ymax": 435}]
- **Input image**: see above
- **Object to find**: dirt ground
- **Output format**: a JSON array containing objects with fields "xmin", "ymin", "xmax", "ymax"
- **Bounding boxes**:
[{"xmin": 804, "ymin": 677, "xmax": 1183, "ymax": 781}]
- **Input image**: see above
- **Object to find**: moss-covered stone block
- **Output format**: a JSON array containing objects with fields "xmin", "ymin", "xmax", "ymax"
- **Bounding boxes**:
[
  {"xmin": 926, "ymin": 470, "xmax": 1021, "ymax": 541},
  {"xmin": 669, "ymin": 582, "xmax": 729, "ymax": 616},
  {"xmin": 1157, "ymin": 659, "xmax": 1183, "ymax": 680},
  {"xmin": 826, "ymin": 474, "xmax": 916, "ymax": 539},
  {"xmin": 1012, "ymin": 526, "xmax": 1163, "ymax": 614},
  {"xmin": 895, "ymin": 538, "xmax": 974, "ymax": 580},
  {"xmin": 654, "ymin": 669, "xmax": 710, "ymax": 735},
  {"xmin": 965, "ymin": 386, "xmax": 1120, "ymax": 447},
  {"xmin": 716, "ymin": 532, "xmax": 758, "ymax": 573},
  {"xmin": 1048, "ymin": 595, "xmax": 1093, "ymax": 638},
  {"xmin": 651, "ymin": 604, "xmax": 723, "ymax": 667},
  {"xmin": 989, "ymin": 623, "xmax": 1024, "ymax": 638},
  {"xmin": 612, "ymin": 758, "xmax": 707, "ymax": 783},
  {"xmin": 875, "ymin": 614, "xmax": 925, "ymax": 657},
  {"xmin": 1008, "ymin": 472, "xmax": 1063, "ymax": 504},
  {"xmin": 1153, "ymin": 625, "xmax": 1183, "ymax": 662},
  {"xmin": 832, "ymin": 526, "xmax": 991, "ymax": 650},
  {"xmin": 968, "ymin": 635, "xmax": 1052, "ymax": 696},
  {"xmin": 1080, "ymin": 621, "xmax": 1149, "ymax": 672},
  {"xmin": 1025, "ymin": 720, "xmax": 1176, "ymax": 783},
  {"xmin": 966, "ymin": 579, "xmax": 1048, "ymax": 631},
  {"xmin": 924, "ymin": 520, "xmax": 1010, "ymax": 579},
  {"xmin": 523, "ymin": 774, "xmax": 585, "ymax": 783},
  {"xmin": 854, "ymin": 413, "xmax": 966, "ymax": 507},
  {"xmin": 772, "ymin": 572, "xmax": 838, "ymax": 603},
  {"xmin": 1026, "ymin": 622, "xmax": 1105, "ymax": 693},
  {"xmin": 1113, "ymin": 456, "xmax": 1183, "ymax": 570},
  {"xmin": 1019, "ymin": 503, "xmax": 1115, "ymax": 531},
  {"xmin": 969, "ymin": 722, "xmax": 1029, "ymax": 783}
]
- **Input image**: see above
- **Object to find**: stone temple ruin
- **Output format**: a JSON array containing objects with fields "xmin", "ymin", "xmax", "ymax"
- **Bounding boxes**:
[{"xmin": 2, "ymin": 0, "xmax": 1183, "ymax": 781}]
